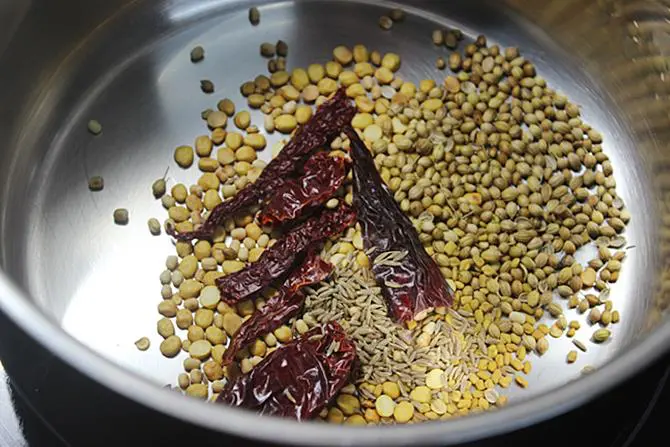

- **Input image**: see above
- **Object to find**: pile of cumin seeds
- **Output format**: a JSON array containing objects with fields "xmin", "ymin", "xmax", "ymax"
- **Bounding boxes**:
[{"xmin": 303, "ymin": 251, "xmax": 494, "ymax": 392}]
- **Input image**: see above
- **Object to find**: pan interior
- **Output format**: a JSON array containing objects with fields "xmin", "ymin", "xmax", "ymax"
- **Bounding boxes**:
[{"xmin": 0, "ymin": 0, "xmax": 660, "ymax": 413}]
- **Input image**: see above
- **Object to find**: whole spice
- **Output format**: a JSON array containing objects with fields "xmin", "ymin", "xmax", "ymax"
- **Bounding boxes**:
[
  {"xmin": 259, "ymin": 152, "xmax": 348, "ymax": 225},
  {"xmin": 389, "ymin": 8, "xmax": 405, "ymax": 22},
  {"xmin": 276, "ymin": 40, "xmax": 289, "ymax": 57},
  {"xmin": 348, "ymin": 127, "xmax": 453, "ymax": 322},
  {"xmin": 143, "ymin": 33, "xmax": 632, "ymax": 423},
  {"xmin": 190, "ymin": 46, "xmax": 204, "ymax": 62},
  {"xmin": 444, "ymin": 30, "xmax": 459, "ymax": 49},
  {"xmin": 200, "ymin": 79, "xmax": 215, "ymax": 94},
  {"xmin": 248, "ymin": 7, "xmax": 260, "ymax": 25},
  {"xmin": 379, "ymin": 16, "xmax": 393, "ymax": 30},
  {"xmin": 148, "ymin": 218, "xmax": 161, "ymax": 235},
  {"xmin": 573, "ymin": 339, "xmax": 588, "ymax": 352},
  {"xmin": 152, "ymin": 177, "xmax": 167, "ymax": 198},
  {"xmin": 113, "ymin": 208, "xmax": 129, "ymax": 225},
  {"xmin": 431, "ymin": 30, "xmax": 443, "ymax": 46},
  {"xmin": 167, "ymin": 88, "xmax": 354, "ymax": 241},
  {"xmin": 88, "ymin": 176, "xmax": 104, "ymax": 191},
  {"xmin": 216, "ymin": 205, "xmax": 356, "ymax": 304},
  {"xmin": 221, "ymin": 249, "xmax": 332, "ymax": 365},
  {"xmin": 260, "ymin": 42, "xmax": 276, "ymax": 57},
  {"xmin": 566, "ymin": 350, "xmax": 578, "ymax": 363},
  {"xmin": 304, "ymin": 249, "xmax": 485, "ymax": 389},
  {"xmin": 592, "ymin": 329, "xmax": 611, "ymax": 343},
  {"xmin": 87, "ymin": 119, "xmax": 102, "ymax": 135},
  {"xmin": 217, "ymin": 321, "xmax": 356, "ymax": 420}
]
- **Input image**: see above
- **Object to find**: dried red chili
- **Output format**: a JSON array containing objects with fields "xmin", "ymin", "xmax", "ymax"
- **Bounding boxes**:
[
  {"xmin": 167, "ymin": 89, "xmax": 355, "ymax": 241},
  {"xmin": 216, "ymin": 205, "xmax": 356, "ymax": 304},
  {"xmin": 217, "ymin": 321, "xmax": 356, "ymax": 420},
  {"xmin": 259, "ymin": 152, "xmax": 348, "ymax": 225},
  {"xmin": 346, "ymin": 127, "xmax": 454, "ymax": 323},
  {"xmin": 221, "ymin": 248, "xmax": 332, "ymax": 366}
]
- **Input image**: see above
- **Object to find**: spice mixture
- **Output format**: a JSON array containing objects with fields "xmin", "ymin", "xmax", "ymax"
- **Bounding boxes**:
[{"xmin": 110, "ymin": 5, "xmax": 633, "ymax": 425}]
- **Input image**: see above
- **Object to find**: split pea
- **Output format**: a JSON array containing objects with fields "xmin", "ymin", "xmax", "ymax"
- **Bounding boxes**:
[
  {"xmin": 135, "ymin": 337, "xmax": 150, "ymax": 351},
  {"xmin": 174, "ymin": 145, "xmax": 194, "ymax": 167}
]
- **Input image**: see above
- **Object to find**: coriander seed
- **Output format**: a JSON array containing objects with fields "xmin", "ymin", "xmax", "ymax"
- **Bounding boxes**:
[
  {"xmin": 88, "ymin": 176, "xmax": 104, "ymax": 191},
  {"xmin": 379, "ymin": 16, "xmax": 393, "ymax": 30},
  {"xmin": 276, "ymin": 40, "xmax": 288, "ymax": 57},
  {"xmin": 152, "ymin": 178, "xmax": 167, "ymax": 198},
  {"xmin": 148, "ymin": 218, "xmax": 161, "ymax": 235},
  {"xmin": 248, "ymin": 6, "xmax": 260, "ymax": 25},
  {"xmin": 113, "ymin": 208, "xmax": 129, "ymax": 225},
  {"xmin": 190, "ymin": 46, "xmax": 204, "ymax": 62},
  {"xmin": 200, "ymin": 79, "xmax": 215, "ymax": 94},
  {"xmin": 444, "ymin": 31, "xmax": 458, "ymax": 49},
  {"xmin": 389, "ymin": 8, "xmax": 405, "ymax": 21},
  {"xmin": 260, "ymin": 42, "xmax": 275, "ymax": 57}
]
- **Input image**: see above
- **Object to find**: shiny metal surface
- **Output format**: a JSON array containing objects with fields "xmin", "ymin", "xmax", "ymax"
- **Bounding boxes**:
[
  {"xmin": 0, "ymin": 364, "xmax": 23, "ymax": 447},
  {"xmin": 0, "ymin": 0, "xmax": 669, "ymax": 445}
]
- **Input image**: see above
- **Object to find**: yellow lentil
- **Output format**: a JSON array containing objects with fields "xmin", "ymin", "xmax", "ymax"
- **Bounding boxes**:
[
  {"xmin": 393, "ymin": 401, "xmax": 414, "ymax": 423},
  {"xmin": 374, "ymin": 395, "xmax": 395, "ymax": 417}
]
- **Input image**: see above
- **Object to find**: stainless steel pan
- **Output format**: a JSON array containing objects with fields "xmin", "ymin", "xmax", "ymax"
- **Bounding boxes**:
[{"xmin": 1, "ymin": 0, "xmax": 669, "ymax": 444}]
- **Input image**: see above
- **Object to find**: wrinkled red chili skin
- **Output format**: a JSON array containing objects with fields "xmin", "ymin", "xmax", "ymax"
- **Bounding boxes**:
[
  {"xmin": 167, "ymin": 89, "xmax": 355, "ymax": 241},
  {"xmin": 221, "ymin": 249, "xmax": 332, "ymax": 366},
  {"xmin": 217, "ymin": 321, "xmax": 356, "ymax": 420},
  {"xmin": 216, "ymin": 205, "xmax": 356, "ymax": 305},
  {"xmin": 347, "ymin": 127, "xmax": 454, "ymax": 323},
  {"xmin": 259, "ymin": 152, "xmax": 348, "ymax": 225}
]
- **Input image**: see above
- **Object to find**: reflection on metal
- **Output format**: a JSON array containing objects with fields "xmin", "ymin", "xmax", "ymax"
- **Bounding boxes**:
[{"xmin": 0, "ymin": 370, "xmax": 24, "ymax": 446}]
